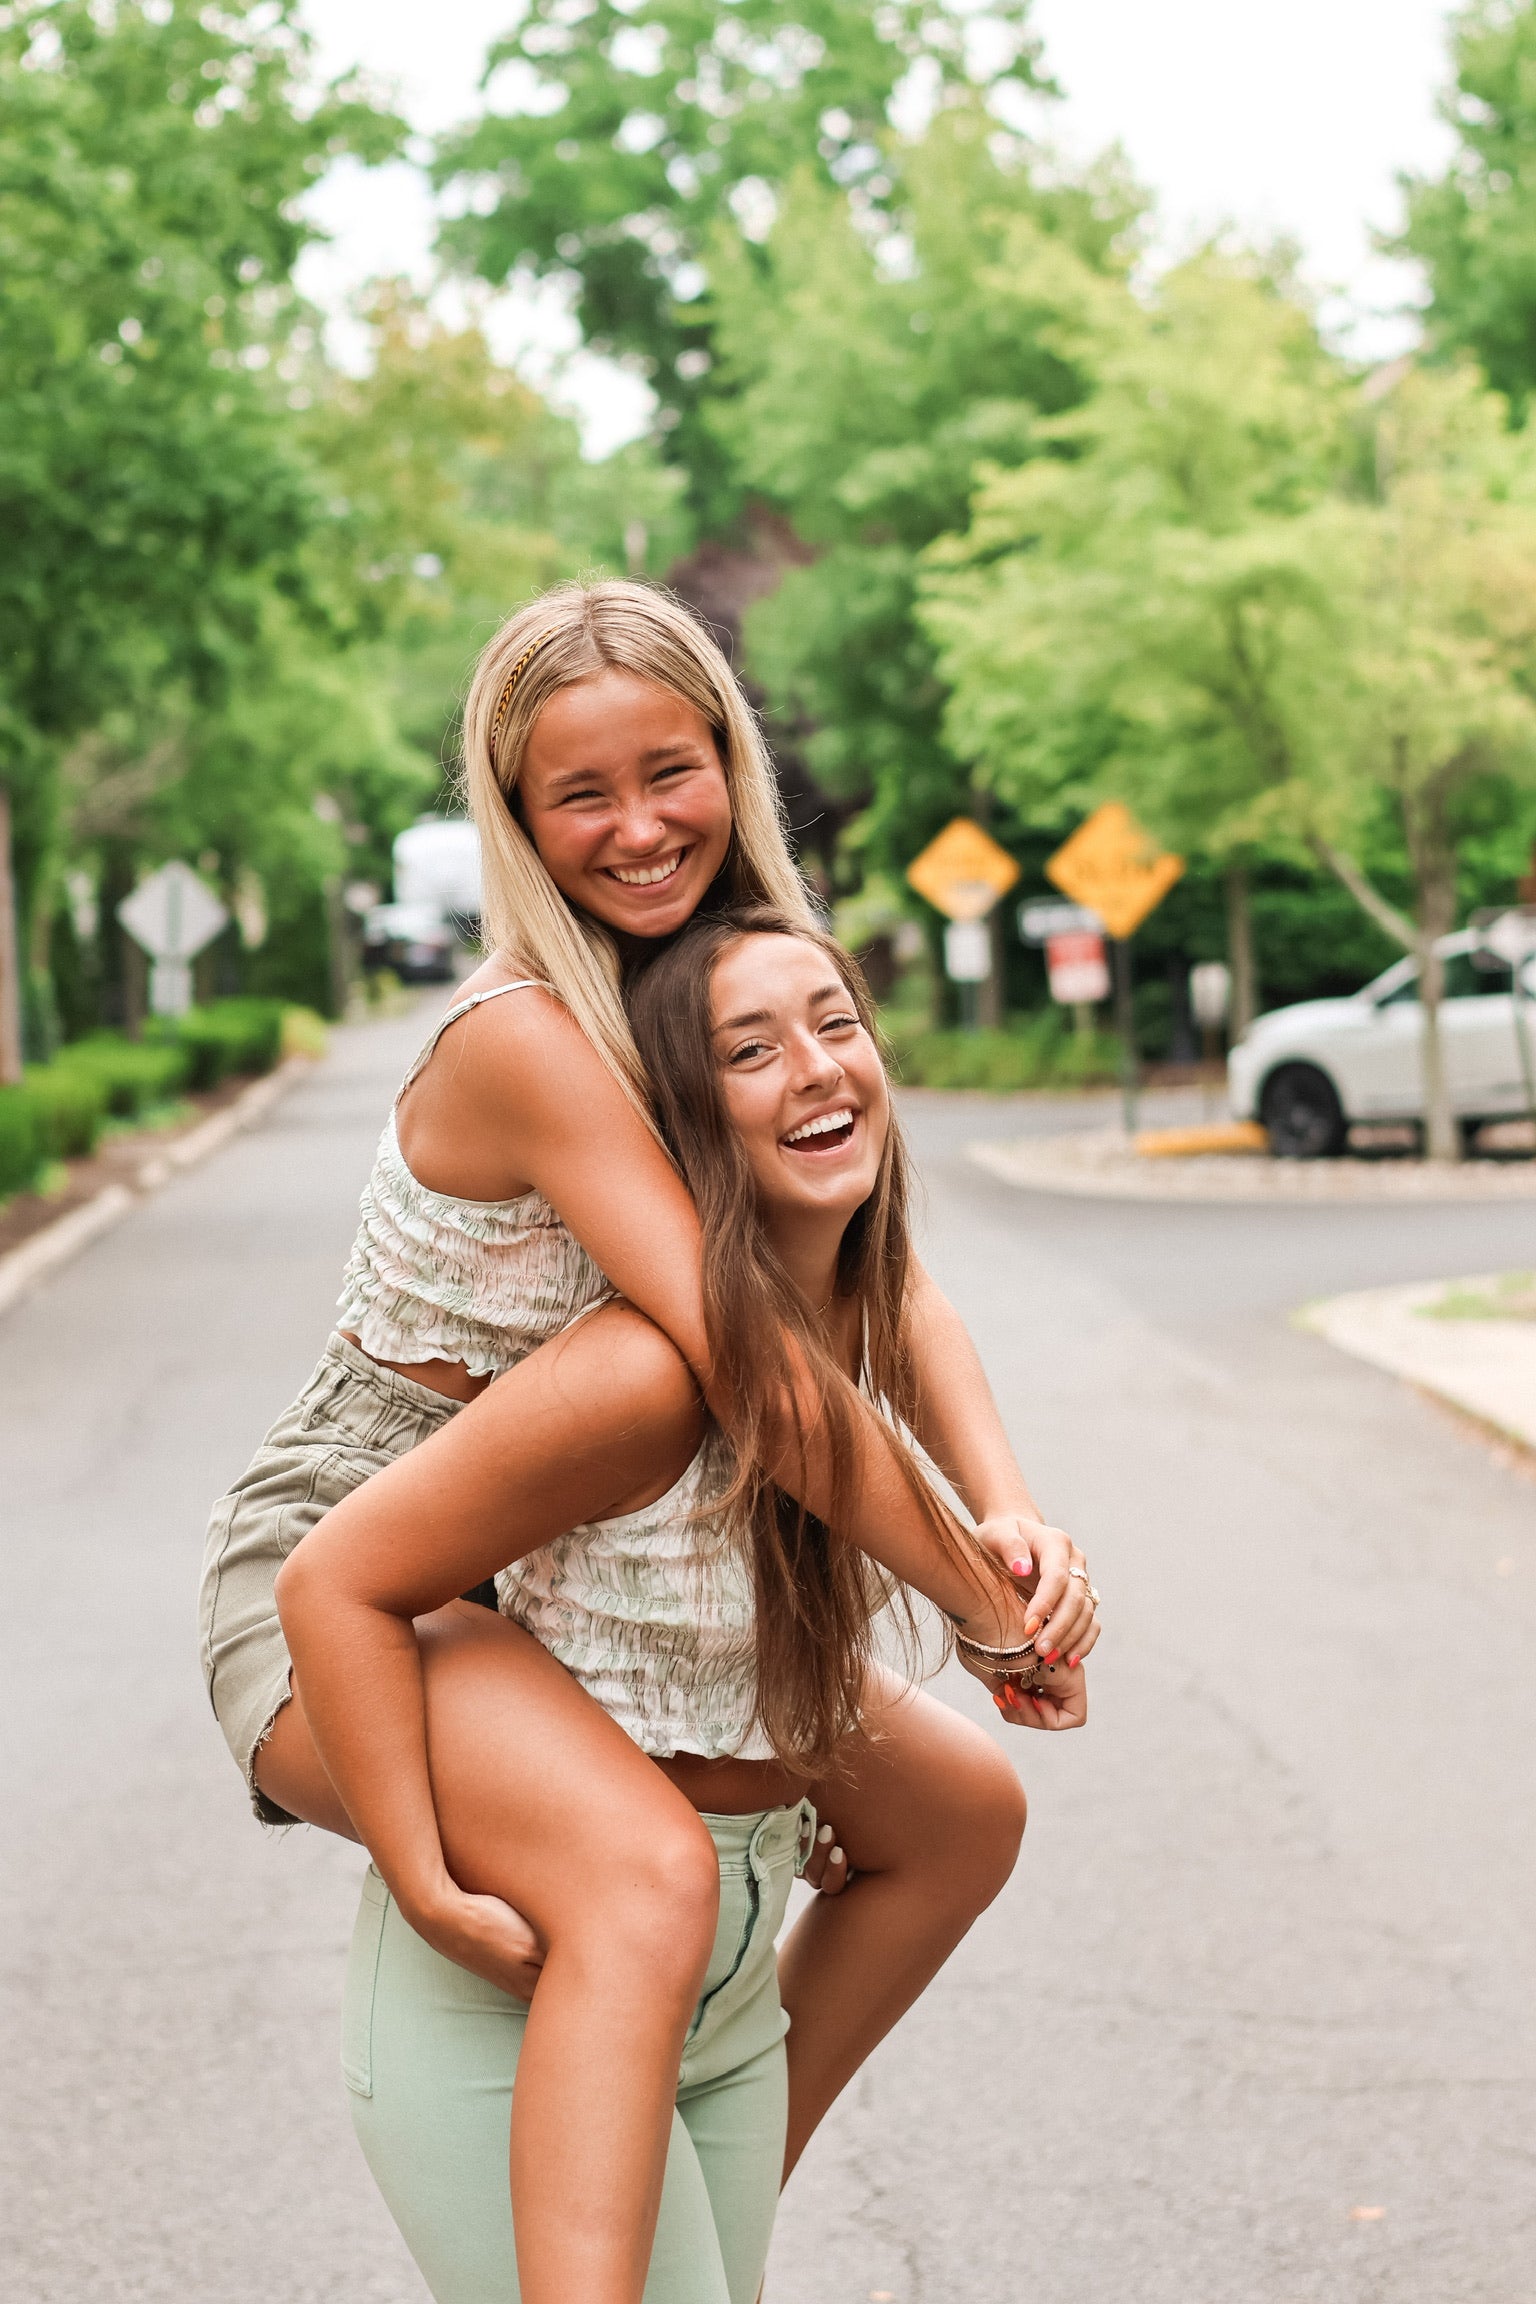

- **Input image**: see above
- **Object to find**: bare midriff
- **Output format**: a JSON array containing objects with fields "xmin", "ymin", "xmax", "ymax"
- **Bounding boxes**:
[
  {"xmin": 340, "ymin": 1333, "xmax": 493, "ymax": 1403},
  {"xmin": 655, "ymin": 1753, "xmax": 810, "ymax": 1816}
]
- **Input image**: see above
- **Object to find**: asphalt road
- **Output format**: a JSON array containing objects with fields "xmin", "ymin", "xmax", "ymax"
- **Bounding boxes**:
[{"xmin": 2, "ymin": 1006, "xmax": 1532, "ymax": 2304}]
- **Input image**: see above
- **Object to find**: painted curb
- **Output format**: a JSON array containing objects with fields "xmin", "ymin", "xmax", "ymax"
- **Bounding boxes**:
[{"xmin": 0, "ymin": 1054, "xmax": 312, "ymax": 1321}]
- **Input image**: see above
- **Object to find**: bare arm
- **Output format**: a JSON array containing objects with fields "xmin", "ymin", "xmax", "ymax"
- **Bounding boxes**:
[
  {"xmin": 275, "ymin": 1309, "xmax": 704, "ymax": 1959},
  {"xmin": 427, "ymin": 997, "xmax": 1039, "ymax": 1634}
]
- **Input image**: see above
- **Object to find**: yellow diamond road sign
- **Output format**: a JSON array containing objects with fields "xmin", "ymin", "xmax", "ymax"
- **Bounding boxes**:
[
  {"xmin": 1045, "ymin": 803, "xmax": 1183, "ymax": 941},
  {"xmin": 905, "ymin": 817, "xmax": 1021, "ymax": 923}
]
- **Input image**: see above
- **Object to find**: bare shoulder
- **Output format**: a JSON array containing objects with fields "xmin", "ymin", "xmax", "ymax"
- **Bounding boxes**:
[{"xmin": 397, "ymin": 971, "xmax": 635, "ymax": 1199}]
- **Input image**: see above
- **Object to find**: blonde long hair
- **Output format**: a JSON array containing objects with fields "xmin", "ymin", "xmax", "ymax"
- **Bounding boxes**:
[{"xmin": 460, "ymin": 580, "xmax": 816, "ymax": 1109}]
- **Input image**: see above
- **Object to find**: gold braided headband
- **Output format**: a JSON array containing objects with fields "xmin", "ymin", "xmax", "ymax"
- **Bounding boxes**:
[{"xmin": 488, "ymin": 630, "xmax": 555, "ymax": 762}]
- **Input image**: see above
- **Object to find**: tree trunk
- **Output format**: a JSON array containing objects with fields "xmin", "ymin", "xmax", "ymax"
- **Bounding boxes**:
[
  {"xmin": 1224, "ymin": 863, "xmax": 1257, "ymax": 1037},
  {"xmin": 1403, "ymin": 776, "xmax": 1462, "ymax": 1162},
  {"xmin": 1416, "ymin": 934, "xmax": 1457, "ymax": 1160},
  {"xmin": 0, "ymin": 788, "xmax": 23, "ymax": 1085}
]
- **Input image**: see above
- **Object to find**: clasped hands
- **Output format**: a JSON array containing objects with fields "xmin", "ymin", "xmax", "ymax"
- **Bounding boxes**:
[{"xmin": 959, "ymin": 1512, "xmax": 1098, "ymax": 1732}]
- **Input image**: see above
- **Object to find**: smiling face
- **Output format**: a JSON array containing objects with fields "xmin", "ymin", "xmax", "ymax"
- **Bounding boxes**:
[
  {"xmin": 516, "ymin": 667, "xmax": 734, "ymax": 940},
  {"xmin": 710, "ymin": 932, "xmax": 890, "ymax": 1241}
]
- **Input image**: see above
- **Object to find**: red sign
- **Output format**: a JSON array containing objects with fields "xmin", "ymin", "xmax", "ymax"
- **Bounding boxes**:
[{"xmin": 1046, "ymin": 929, "xmax": 1109, "ymax": 1005}]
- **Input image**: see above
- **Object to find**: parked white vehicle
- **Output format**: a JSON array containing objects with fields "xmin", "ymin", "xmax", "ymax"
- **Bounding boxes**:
[{"xmin": 1227, "ymin": 930, "xmax": 1536, "ymax": 1157}]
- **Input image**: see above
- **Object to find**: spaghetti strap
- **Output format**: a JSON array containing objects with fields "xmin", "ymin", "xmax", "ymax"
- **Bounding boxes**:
[{"xmin": 395, "ymin": 979, "xmax": 546, "ymax": 1105}]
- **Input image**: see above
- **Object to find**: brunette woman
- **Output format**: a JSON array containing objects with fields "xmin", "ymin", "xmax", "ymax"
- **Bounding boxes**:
[{"xmin": 278, "ymin": 909, "xmax": 1087, "ymax": 2303}]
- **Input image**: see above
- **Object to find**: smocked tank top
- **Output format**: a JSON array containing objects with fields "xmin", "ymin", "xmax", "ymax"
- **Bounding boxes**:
[
  {"xmin": 495, "ymin": 1432, "xmax": 773, "ymax": 1761},
  {"xmin": 336, "ymin": 982, "xmax": 614, "ymax": 1377}
]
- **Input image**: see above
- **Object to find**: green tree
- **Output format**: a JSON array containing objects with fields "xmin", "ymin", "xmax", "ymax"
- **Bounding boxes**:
[
  {"xmin": 303, "ymin": 283, "xmax": 691, "ymax": 787},
  {"xmin": 926, "ymin": 343, "xmax": 1536, "ymax": 1157},
  {"xmin": 920, "ymin": 249, "xmax": 1350, "ymax": 1027},
  {"xmin": 434, "ymin": 0, "xmax": 1049, "ymax": 518},
  {"xmin": 705, "ymin": 106, "xmax": 1139, "ymax": 879},
  {"xmin": 0, "ymin": 0, "xmax": 401, "ymax": 1053},
  {"xmin": 1400, "ymin": 0, "xmax": 1536, "ymax": 410}
]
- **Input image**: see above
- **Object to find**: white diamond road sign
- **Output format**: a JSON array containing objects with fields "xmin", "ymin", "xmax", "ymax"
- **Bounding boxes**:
[{"xmin": 117, "ymin": 863, "xmax": 229, "ymax": 1018}]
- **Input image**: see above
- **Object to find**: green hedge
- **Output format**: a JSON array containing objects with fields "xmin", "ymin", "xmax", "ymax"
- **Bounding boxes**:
[
  {"xmin": 0, "ymin": 1085, "xmax": 44, "ymax": 1197},
  {"xmin": 0, "ymin": 1000, "xmax": 294, "ymax": 1204},
  {"xmin": 54, "ymin": 1035, "xmax": 190, "ymax": 1117},
  {"xmin": 22, "ymin": 1062, "xmax": 109, "ymax": 1159},
  {"xmin": 148, "ymin": 997, "xmax": 285, "ymax": 1088},
  {"xmin": 886, "ymin": 1014, "xmax": 1122, "ymax": 1093}
]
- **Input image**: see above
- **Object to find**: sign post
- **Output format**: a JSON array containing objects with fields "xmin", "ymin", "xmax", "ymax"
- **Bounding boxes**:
[
  {"xmin": 1044, "ymin": 804, "xmax": 1184, "ymax": 1133},
  {"xmin": 905, "ymin": 818, "xmax": 1021, "ymax": 1029},
  {"xmin": 117, "ymin": 862, "xmax": 229, "ymax": 1019},
  {"xmin": 1189, "ymin": 960, "xmax": 1233, "ymax": 1118}
]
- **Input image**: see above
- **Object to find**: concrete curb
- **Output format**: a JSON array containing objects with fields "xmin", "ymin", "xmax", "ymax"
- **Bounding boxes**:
[
  {"xmin": 969, "ymin": 1128, "xmax": 1536, "ymax": 1204},
  {"xmin": 1298, "ymin": 1276, "xmax": 1536, "ymax": 1454},
  {"xmin": 0, "ymin": 1054, "xmax": 312, "ymax": 1320}
]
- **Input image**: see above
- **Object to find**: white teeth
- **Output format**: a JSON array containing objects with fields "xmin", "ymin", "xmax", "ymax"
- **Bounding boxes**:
[
  {"xmin": 784, "ymin": 1108, "xmax": 854, "ymax": 1145},
  {"xmin": 610, "ymin": 853, "xmax": 682, "ymax": 887}
]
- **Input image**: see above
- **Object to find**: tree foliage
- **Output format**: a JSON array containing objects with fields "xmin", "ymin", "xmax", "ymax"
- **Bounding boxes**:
[
  {"xmin": 1401, "ymin": 0, "xmax": 1536, "ymax": 411},
  {"xmin": 434, "ymin": 0, "xmax": 1050, "ymax": 513},
  {"xmin": 0, "ymin": 0, "xmax": 685, "ymax": 1043},
  {"xmin": 924, "ymin": 295, "xmax": 1536, "ymax": 1151},
  {"xmin": 708, "ymin": 106, "xmax": 1140, "ymax": 864}
]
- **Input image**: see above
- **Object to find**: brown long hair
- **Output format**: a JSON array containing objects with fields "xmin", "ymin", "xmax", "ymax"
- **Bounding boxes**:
[{"xmin": 627, "ymin": 907, "xmax": 1011, "ymax": 1770}]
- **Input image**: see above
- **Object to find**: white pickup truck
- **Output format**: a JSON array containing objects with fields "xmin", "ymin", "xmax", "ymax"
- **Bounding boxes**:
[{"xmin": 1227, "ymin": 930, "xmax": 1536, "ymax": 1156}]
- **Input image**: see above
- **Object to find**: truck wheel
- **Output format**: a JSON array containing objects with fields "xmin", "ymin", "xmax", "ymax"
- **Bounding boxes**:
[{"xmin": 1260, "ymin": 1064, "xmax": 1347, "ymax": 1159}]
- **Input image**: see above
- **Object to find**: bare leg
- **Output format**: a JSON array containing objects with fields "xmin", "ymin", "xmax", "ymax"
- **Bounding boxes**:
[
  {"xmin": 256, "ymin": 1314, "xmax": 727, "ymax": 2304},
  {"xmin": 420, "ymin": 1603, "xmax": 721, "ymax": 2304},
  {"xmin": 781, "ymin": 1672, "xmax": 1027, "ymax": 2180}
]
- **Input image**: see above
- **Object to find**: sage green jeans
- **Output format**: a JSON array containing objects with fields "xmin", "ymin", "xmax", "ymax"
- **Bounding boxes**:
[{"xmin": 343, "ymin": 1800, "xmax": 814, "ymax": 2304}]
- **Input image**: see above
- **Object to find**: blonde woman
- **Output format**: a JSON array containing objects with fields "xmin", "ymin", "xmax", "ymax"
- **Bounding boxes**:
[{"xmin": 199, "ymin": 580, "xmax": 1100, "ymax": 2302}]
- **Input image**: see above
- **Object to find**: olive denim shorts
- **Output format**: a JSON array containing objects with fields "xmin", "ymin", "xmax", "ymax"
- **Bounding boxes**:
[{"xmin": 198, "ymin": 1332, "xmax": 463, "ymax": 1824}]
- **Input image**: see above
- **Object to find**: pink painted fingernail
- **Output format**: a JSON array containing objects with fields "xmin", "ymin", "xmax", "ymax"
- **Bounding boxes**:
[
  {"xmin": 1067, "ymin": 1654, "xmax": 1080, "ymax": 1669},
  {"xmin": 1041, "ymin": 1647, "xmax": 1058, "ymax": 1664},
  {"xmin": 1010, "ymin": 1557, "xmax": 1032, "ymax": 1577}
]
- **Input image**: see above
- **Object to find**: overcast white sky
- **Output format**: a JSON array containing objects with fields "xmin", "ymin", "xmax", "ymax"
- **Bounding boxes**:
[{"xmin": 294, "ymin": 0, "xmax": 1463, "ymax": 453}]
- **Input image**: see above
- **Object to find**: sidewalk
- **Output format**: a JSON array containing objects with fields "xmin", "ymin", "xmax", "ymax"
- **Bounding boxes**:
[{"xmin": 1300, "ymin": 1272, "xmax": 1536, "ymax": 1454}]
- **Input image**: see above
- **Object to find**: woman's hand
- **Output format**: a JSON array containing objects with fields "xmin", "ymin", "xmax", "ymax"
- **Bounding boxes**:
[
  {"xmin": 405, "ymin": 1883, "xmax": 547, "ymax": 2001},
  {"xmin": 971, "ymin": 1512, "xmax": 1101, "ymax": 1669},
  {"xmin": 986, "ymin": 1657, "xmax": 1087, "ymax": 1732},
  {"xmin": 800, "ymin": 1818, "xmax": 852, "ymax": 1896}
]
